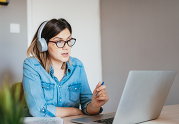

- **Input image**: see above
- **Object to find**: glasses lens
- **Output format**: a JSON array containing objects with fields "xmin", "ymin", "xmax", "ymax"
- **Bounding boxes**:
[
  {"xmin": 56, "ymin": 41, "xmax": 64, "ymax": 48},
  {"xmin": 68, "ymin": 39, "xmax": 76, "ymax": 47}
]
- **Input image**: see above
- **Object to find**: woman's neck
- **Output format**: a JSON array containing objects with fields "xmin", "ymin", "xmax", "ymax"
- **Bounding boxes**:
[
  {"xmin": 50, "ymin": 58, "xmax": 63, "ymax": 70},
  {"xmin": 50, "ymin": 58, "xmax": 66, "ymax": 81}
]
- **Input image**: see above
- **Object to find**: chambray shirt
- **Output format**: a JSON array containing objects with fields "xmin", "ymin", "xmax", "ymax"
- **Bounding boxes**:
[{"xmin": 22, "ymin": 56, "xmax": 103, "ymax": 117}]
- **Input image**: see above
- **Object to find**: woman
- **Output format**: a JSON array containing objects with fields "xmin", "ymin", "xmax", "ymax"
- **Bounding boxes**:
[{"xmin": 23, "ymin": 18, "xmax": 109, "ymax": 117}]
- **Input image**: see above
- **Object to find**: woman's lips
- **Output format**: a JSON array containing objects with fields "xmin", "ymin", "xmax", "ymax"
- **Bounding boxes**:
[{"xmin": 62, "ymin": 53, "xmax": 68, "ymax": 57}]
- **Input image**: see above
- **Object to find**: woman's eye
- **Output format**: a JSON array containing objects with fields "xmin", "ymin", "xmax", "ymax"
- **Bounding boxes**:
[{"xmin": 57, "ymin": 41, "xmax": 64, "ymax": 44}]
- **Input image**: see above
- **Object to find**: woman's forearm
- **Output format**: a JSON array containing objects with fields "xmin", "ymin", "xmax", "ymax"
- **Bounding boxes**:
[
  {"xmin": 55, "ymin": 107, "xmax": 82, "ymax": 117},
  {"xmin": 86, "ymin": 102, "xmax": 100, "ymax": 115}
]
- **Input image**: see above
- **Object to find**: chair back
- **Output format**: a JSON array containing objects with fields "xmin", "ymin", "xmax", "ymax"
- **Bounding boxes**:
[{"xmin": 11, "ymin": 82, "xmax": 26, "ymax": 105}]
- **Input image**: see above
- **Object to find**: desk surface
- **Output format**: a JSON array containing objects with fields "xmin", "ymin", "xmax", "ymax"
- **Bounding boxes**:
[{"xmin": 62, "ymin": 104, "xmax": 179, "ymax": 124}]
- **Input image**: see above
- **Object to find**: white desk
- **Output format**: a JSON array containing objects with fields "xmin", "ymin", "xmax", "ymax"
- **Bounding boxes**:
[{"xmin": 62, "ymin": 104, "xmax": 179, "ymax": 124}]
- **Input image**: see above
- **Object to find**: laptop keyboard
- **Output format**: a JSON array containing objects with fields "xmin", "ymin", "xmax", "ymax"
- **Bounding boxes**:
[{"xmin": 94, "ymin": 117, "xmax": 114, "ymax": 124}]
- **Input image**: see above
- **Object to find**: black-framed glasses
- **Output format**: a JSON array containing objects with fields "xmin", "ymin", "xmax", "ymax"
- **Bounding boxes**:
[{"xmin": 49, "ymin": 38, "xmax": 76, "ymax": 48}]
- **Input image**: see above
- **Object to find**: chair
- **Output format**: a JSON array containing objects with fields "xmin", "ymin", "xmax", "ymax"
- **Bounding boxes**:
[
  {"xmin": 11, "ymin": 82, "xmax": 33, "ymax": 117},
  {"xmin": 11, "ymin": 82, "xmax": 26, "ymax": 106}
]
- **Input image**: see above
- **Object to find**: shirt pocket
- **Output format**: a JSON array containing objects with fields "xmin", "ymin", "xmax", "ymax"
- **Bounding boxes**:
[
  {"xmin": 41, "ymin": 82, "xmax": 55, "ymax": 101},
  {"xmin": 68, "ymin": 84, "xmax": 81, "ymax": 102}
]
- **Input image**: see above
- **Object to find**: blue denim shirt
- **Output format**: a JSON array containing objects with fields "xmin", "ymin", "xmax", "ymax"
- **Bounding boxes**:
[{"xmin": 22, "ymin": 56, "xmax": 103, "ymax": 117}]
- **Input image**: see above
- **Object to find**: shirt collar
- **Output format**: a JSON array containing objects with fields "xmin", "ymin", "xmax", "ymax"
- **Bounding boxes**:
[
  {"xmin": 66, "ymin": 61, "xmax": 71, "ymax": 75},
  {"xmin": 49, "ymin": 61, "xmax": 72, "ymax": 77},
  {"xmin": 49, "ymin": 65, "xmax": 54, "ymax": 77}
]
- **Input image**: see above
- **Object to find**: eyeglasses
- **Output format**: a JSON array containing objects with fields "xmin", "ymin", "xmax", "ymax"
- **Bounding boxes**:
[{"xmin": 49, "ymin": 38, "xmax": 76, "ymax": 48}]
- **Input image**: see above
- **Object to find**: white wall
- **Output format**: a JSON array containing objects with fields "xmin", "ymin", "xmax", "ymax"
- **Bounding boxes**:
[
  {"xmin": 27, "ymin": 0, "xmax": 102, "ymax": 91},
  {"xmin": 0, "ymin": 0, "xmax": 27, "ymax": 83}
]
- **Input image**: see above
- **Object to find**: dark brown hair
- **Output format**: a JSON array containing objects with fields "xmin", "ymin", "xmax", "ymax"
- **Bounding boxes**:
[{"xmin": 27, "ymin": 18, "xmax": 72, "ymax": 73}]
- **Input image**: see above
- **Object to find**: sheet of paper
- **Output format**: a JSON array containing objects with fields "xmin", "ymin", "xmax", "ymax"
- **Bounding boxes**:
[{"xmin": 21, "ymin": 117, "xmax": 63, "ymax": 124}]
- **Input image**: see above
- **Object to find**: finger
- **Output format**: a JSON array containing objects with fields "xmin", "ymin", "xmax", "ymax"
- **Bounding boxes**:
[
  {"xmin": 93, "ymin": 81, "xmax": 102, "ymax": 94},
  {"xmin": 97, "ymin": 92, "xmax": 108, "ymax": 99},
  {"xmin": 95, "ymin": 90, "xmax": 104, "ymax": 98},
  {"xmin": 97, "ymin": 85, "xmax": 106, "ymax": 92},
  {"xmin": 96, "ymin": 81, "xmax": 102, "ymax": 89},
  {"xmin": 97, "ymin": 96, "xmax": 108, "ymax": 101},
  {"xmin": 95, "ymin": 90, "xmax": 107, "ymax": 99}
]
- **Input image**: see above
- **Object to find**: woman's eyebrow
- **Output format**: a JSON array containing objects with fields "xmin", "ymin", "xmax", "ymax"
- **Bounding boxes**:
[{"xmin": 54, "ymin": 35, "xmax": 71, "ymax": 40}]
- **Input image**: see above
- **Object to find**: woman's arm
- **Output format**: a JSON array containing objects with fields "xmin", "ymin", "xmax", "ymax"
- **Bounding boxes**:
[
  {"xmin": 23, "ymin": 58, "xmax": 57, "ymax": 117},
  {"xmin": 86, "ymin": 102, "xmax": 100, "ymax": 115},
  {"xmin": 55, "ymin": 107, "xmax": 83, "ymax": 117}
]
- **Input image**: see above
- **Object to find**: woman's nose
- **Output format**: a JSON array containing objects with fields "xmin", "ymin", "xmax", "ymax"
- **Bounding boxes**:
[{"xmin": 62, "ymin": 42, "xmax": 69, "ymax": 50}]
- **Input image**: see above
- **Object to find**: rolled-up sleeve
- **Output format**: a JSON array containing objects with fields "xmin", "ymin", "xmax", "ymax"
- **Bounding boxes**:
[
  {"xmin": 79, "ymin": 64, "xmax": 103, "ymax": 115},
  {"xmin": 23, "ymin": 59, "xmax": 56, "ymax": 117}
]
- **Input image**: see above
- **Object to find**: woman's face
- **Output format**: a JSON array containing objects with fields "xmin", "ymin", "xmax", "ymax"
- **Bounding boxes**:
[{"xmin": 48, "ymin": 28, "xmax": 71, "ymax": 64}]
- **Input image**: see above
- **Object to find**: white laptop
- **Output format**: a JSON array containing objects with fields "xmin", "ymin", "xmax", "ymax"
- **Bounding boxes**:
[{"xmin": 71, "ymin": 71, "xmax": 177, "ymax": 124}]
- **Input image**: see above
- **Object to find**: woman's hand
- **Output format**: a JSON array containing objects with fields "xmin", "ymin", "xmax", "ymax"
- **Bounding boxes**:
[
  {"xmin": 91, "ymin": 81, "xmax": 109, "ymax": 108},
  {"xmin": 86, "ymin": 81, "xmax": 109, "ymax": 115}
]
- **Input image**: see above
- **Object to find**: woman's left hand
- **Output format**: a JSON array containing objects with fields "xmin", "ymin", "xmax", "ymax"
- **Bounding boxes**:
[{"xmin": 91, "ymin": 81, "xmax": 109, "ymax": 108}]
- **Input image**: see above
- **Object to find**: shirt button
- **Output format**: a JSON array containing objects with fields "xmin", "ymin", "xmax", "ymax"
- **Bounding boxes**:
[
  {"xmin": 42, "ymin": 109, "xmax": 44, "ymax": 111},
  {"xmin": 75, "ymin": 88, "xmax": 77, "ymax": 90},
  {"xmin": 60, "ymin": 99, "xmax": 62, "ymax": 101},
  {"xmin": 59, "ymin": 86, "xmax": 61, "ymax": 88}
]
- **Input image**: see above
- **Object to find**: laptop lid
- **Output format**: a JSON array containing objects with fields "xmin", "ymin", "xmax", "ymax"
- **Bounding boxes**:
[{"xmin": 113, "ymin": 70, "xmax": 177, "ymax": 124}]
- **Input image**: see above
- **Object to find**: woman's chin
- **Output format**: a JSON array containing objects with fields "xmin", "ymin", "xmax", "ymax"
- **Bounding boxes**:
[{"xmin": 61, "ymin": 56, "xmax": 70, "ymax": 62}]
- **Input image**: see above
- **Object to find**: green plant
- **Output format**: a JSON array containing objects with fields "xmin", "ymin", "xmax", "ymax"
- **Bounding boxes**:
[{"xmin": 0, "ymin": 76, "xmax": 26, "ymax": 124}]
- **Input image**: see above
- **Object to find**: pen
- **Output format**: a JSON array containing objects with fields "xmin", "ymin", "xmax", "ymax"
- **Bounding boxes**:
[{"xmin": 94, "ymin": 82, "xmax": 104, "ymax": 98}]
